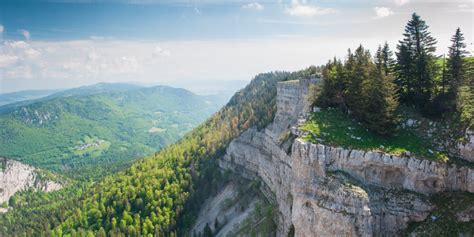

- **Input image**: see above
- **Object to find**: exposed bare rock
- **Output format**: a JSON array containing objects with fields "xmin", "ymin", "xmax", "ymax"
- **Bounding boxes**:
[
  {"xmin": 292, "ymin": 140, "xmax": 474, "ymax": 194},
  {"xmin": 459, "ymin": 130, "xmax": 474, "ymax": 162},
  {"xmin": 217, "ymin": 78, "xmax": 474, "ymax": 236},
  {"xmin": 0, "ymin": 158, "xmax": 62, "ymax": 205},
  {"xmin": 190, "ymin": 181, "xmax": 275, "ymax": 237},
  {"xmin": 220, "ymin": 128, "xmax": 293, "ymax": 235}
]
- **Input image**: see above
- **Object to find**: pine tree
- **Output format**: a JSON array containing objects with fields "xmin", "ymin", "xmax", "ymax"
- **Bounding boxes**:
[
  {"xmin": 396, "ymin": 13, "xmax": 438, "ymax": 108},
  {"xmin": 375, "ymin": 45, "xmax": 384, "ymax": 73},
  {"xmin": 447, "ymin": 28, "xmax": 468, "ymax": 96},
  {"xmin": 395, "ymin": 42, "xmax": 414, "ymax": 100},
  {"xmin": 318, "ymin": 58, "xmax": 346, "ymax": 110},
  {"xmin": 348, "ymin": 45, "xmax": 372, "ymax": 118},
  {"xmin": 363, "ymin": 60, "xmax": 400, "ymax": 135},
  {"xmin": 382, "ymin": 42, "xmax": 395, "ymax": 76}
]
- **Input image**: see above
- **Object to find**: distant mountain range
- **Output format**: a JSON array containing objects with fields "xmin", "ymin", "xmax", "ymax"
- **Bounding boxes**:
[
  {"xmin": 0, "ymin": 90, "xmax": 61, "ymax": 107},
  {"xmin": 0, "ymin": 83, "xmax": 228, "ymax": 179}
]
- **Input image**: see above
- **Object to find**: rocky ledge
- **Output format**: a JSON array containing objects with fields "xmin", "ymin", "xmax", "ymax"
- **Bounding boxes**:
[{"xmin": 218, "ymin": 78, "xmax": 474, "ymax": 236}]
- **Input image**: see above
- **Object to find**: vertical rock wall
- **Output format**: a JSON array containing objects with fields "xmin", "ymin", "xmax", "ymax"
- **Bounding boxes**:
[{"xmin": 219, "ymin": 78, "xmax": 474, "ymax": 236}]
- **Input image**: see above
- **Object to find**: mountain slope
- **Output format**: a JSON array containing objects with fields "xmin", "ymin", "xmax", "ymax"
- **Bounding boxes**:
[
  {"xmin": 0, "ymin": 85, "xmax": 223, "ymax": 179},
  {"xmin": 0, "ymin": 68, "xmax": 319, "ymax": 236},
  {"xmin": 0, "ymin": 83, "xmax": 143, "ymax": 114}
]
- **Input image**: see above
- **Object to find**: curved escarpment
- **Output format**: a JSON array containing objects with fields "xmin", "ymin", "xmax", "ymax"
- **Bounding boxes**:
[{"xmin": 218, "ymin": 78, "xmax": 474, "ymax": 236}]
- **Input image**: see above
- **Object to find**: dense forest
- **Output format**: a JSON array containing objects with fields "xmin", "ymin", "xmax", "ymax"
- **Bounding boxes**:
[
  {"xmin": 0, "ymin": 85, "xmax": 222, "ymax": 180},
  {"xmin": 0, "ymin": 69, "xmax": 319, "ymax": 236},
  {"xmin": 316, "ymin": 13, "xmax": 473, "ymax": 136}
]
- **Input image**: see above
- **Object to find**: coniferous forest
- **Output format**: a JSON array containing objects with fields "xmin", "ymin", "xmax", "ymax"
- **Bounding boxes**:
[
  {"xmin": 316, "ymin": 13, "xmax": 473, "ymax": 136},
  {"xmin": 1, "ymin": 12, "xmax": 473, "ymax": 237}
]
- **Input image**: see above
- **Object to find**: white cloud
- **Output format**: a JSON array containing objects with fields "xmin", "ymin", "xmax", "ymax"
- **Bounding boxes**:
[
  {"xmin": 18, "ymin": 29, "xmax": 31, "ymax": 40},
  {"xmin": 394, "ymin": 0, "xmax": 410, "ymax": 6},
  {"xmin": 374, "ymin": 7, "xmax": 394, "ymax": 19},
  {"xmin": 153, "ymin": 46, "xmax": 171, "ymax": 57},
  {"xmin": 0, "ymin": 25, "xmax": 4, "ymax": 34},
  {"xmin": 0, "ymin": 55, "xmax": 18, "ymax": 68},
  {"xmin": 286, "ymin": 1, "xmax": 337, "ymax": 17},
  {"xmin": 242, "ymin": 2, "xmax": 264, "ymax": 11}
]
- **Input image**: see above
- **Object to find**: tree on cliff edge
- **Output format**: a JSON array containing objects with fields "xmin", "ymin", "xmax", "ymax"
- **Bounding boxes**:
[
  {"xmin": 396, "ymin": 13, "xmax": 438, "ymax": 109},
  {"xmin": 363, "ymin": 51, "xmax": 400, "ymax": 135}
]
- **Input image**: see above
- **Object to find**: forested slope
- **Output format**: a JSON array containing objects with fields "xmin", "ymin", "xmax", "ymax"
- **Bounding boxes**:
[
  {"xmin": 0, "ymin": 85, "xmax": 221, "ymax": 179},
  {"xmin": 0, "ymin": 68, "xmax": 319, "ymax": 236}
]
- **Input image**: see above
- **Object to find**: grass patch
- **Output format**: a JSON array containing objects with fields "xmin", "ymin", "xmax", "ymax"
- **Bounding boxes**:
[{"xmin": 299, "ymin": 108, "xmax": 448, "ymax": 161}]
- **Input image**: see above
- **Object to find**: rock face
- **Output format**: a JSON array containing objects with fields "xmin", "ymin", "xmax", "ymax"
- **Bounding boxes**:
[
  {"xmin": 459, "ymin": 130, "xmax": 474, "ymax": 162},
  {"xmin": 0, "ymin": 158, "xmax": 62, "ymax": 204},
  {"xmin": 218, "ymin": 78, "xmax": 474, "ymax": 236},
  {"xmin": 292, "ymin": 141, "xmax": 474, "ymax": 194},
  {"xmin": 190, "ymin": 182, "xmax": 263, "ymax": 237}
]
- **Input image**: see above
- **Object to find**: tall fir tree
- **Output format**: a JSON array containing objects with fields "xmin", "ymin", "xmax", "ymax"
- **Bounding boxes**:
[
  {"xmin": 361, "ymin": 50, "xmax": 399, "ymax": 135},
  {"xmin": 375, "ymin": 45, "xmax": 384, "ymax": 73},
  {"xmin": 395, "ymin": 42, "xmax": 414, "ymax": 100},
  {"xmin": 382, "ymin": 42, "xmax": 396, "ymax": 76},
  {"xmin": 447, "ymin": 28, "xmax": 467, "ymax": 96},
  {"xmin": 396, "ymin": 13, "xmax": 438, "ymax": 108},
  {"xmin": 347, "ymin": 45, "xmax": 372, "ymax": 118}
]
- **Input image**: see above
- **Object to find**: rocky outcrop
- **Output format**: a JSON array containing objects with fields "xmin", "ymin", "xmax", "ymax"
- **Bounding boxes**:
[
  {"xmin": 190, "ymin": 182, "xmax": 263, "ymax": 237},
  {"xmin": 291, "ymin": 172, "xmax": 432, "ymax": 237},
  {"xmin": 292, "ymin": 141, "xmax": 474, "ymax": 194},
  {"xmin": 0, "ymin": 158, "xmax": 62, "ymax": 205},
  {"xmin": 218, "ymin": 78, "xmax": 474, "ymax": 236},
  {"xmin": 459, "ymin": 130, "xmax": 474, "ymax": 162}
]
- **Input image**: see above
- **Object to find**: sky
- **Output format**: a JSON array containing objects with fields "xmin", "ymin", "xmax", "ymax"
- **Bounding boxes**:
[{"xmin": 0, "ymin": 0, "xmax": 473, "ymax": 93}]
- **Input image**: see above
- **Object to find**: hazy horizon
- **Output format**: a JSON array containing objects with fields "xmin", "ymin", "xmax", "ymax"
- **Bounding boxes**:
[{"xmin": 1, "ymin": 0, "xmax": 472, "ymax": 93}]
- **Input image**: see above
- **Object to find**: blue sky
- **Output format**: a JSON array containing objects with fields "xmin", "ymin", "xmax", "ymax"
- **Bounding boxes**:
[
  {"xmin": 0, "ymin": 0, "xmax": 360, "ymax": 40},
  {"xmin": 0, "ymin": 0, "xmax": 472, "ymax": 93}
]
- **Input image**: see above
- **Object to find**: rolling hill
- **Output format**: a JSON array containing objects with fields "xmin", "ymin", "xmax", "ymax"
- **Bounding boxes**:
[{"xmin": 0, "ymin": 84, "xmax": 224, "ymax": 179}]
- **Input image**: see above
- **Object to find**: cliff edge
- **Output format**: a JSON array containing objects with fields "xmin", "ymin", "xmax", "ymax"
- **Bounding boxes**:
[{"xmin": 218, "ymin": 78, "xmax": 474, "ymax": 236}]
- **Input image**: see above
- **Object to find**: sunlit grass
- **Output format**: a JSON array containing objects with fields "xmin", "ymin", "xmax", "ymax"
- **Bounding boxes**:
[{"xmin": 299, "ymin": 108, "xmax": 448, "ymax": 161}]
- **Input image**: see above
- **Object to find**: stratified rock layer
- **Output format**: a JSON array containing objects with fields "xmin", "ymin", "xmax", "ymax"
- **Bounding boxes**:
[{"xmin": 219, "ymin": 78, "xmax": 474, "ymax": 236}]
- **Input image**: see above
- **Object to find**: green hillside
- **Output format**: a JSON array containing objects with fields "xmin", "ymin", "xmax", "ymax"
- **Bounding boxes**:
[
  {"xmin": 0, "ymin": 69, "xmax": 319, "ymax": 236},
  {"xmin": 0, "ymin": 85, "xmax": 222, "ymax": 179}
]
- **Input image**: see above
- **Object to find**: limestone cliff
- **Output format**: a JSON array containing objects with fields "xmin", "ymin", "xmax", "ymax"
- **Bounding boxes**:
[
  {"xmin": 218, "ymin": 78, "xmax": 474, "ymax": 236},
  {"xmin": 0, "ymin": 158, "xmax": 62, "ymax": 209}
]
